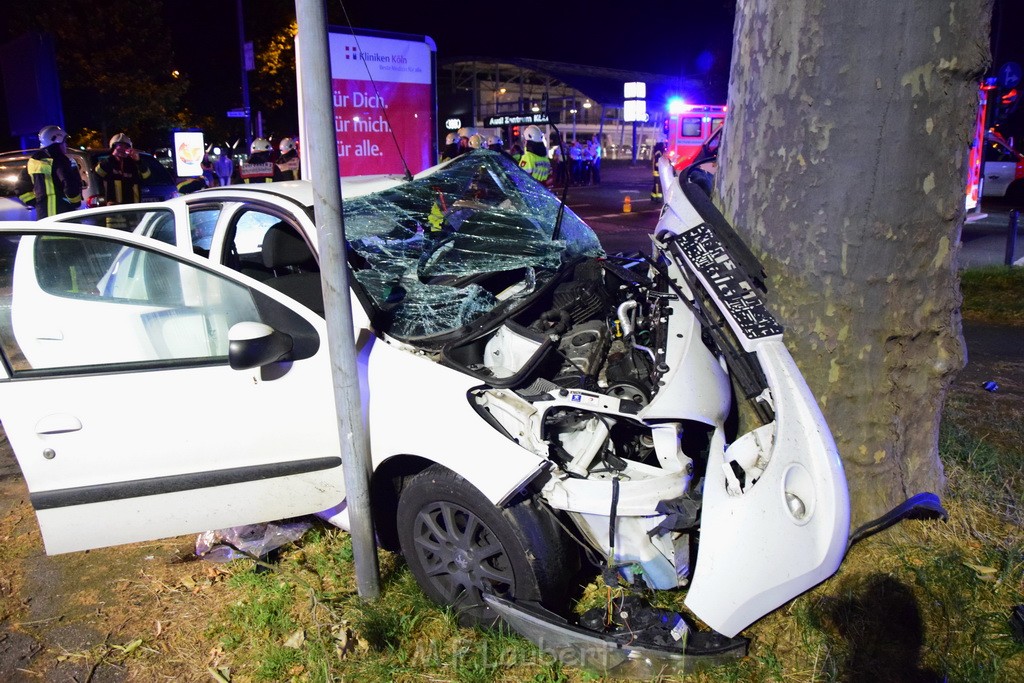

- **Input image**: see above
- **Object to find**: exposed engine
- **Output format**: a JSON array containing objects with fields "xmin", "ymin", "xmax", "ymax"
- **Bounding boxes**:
[{"xmin": 439, "ymin": 255, "xmax": 720, "ymax": 591}]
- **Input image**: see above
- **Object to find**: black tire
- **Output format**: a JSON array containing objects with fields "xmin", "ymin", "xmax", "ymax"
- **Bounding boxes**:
[{"xmin": 396, "ymin": 465, "xmax": 576, "ymax": 627}]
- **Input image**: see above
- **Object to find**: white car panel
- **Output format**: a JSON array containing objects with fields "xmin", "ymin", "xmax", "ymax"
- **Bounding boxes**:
[{"xmin": 0, "ymin": 224, "xmax": 345, "ymax": 554}]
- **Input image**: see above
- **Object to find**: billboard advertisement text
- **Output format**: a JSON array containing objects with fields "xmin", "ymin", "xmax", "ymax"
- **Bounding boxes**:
[{"xmin": 328, "ymin": 31, "xmax": 435, "ymax": 177}]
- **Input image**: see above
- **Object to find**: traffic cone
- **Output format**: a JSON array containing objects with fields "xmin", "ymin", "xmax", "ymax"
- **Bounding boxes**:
[{"xmin": 623, "ymin": 196, "xmax": 632, "ymax": 213}]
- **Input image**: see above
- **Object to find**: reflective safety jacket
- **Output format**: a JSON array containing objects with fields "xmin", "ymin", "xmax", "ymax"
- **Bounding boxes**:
[
  {"xmin": 240, "ymin": 152, "xmax": 275, "ymax": 183},
  {"xmin": 519, "ymin": 150, "xmax": 552, "ymax": 185},
  {"xmin": 95, "ymin": 155, "xmax": 151, "ymax": 205},
  {"xmin": 15, "ymin": 147, "xmax": 84, "ymax": 219}
]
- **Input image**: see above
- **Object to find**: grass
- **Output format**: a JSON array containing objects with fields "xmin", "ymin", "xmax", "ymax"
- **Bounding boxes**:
[{"xmin": 960, "ymin": 266, "xmax": 1024, "ymax": 325}]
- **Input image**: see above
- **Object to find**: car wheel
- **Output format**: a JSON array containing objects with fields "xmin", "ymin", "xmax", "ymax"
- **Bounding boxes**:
[{"xmin": 396, "ymin": 465, "xmax": 577, "ymax": 627}]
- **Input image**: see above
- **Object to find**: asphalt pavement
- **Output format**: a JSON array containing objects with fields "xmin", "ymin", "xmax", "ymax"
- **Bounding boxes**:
[{"xmin": 567, "ymin": 160, "xmax": 1024, "ymax": 268}]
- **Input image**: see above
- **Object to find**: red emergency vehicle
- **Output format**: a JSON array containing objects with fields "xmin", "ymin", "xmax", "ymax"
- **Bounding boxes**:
[{"xmin": 663, "ymin": 103, "xmax": 726, "ymax": 169}]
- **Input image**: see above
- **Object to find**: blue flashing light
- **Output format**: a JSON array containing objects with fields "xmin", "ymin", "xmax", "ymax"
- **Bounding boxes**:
[{"xmin": 667, "ymin": 97, "xmax": 687, "ymax": 115}]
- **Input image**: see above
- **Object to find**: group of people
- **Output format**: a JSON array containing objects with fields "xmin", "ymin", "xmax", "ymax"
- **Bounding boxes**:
[
  {"xmin": 549, "ymin": 137, "xmax": 603, "ymax": 187},
  {"xmin": 237, "ymin": 137, "xmax": 301, "ymax": 184},
  {"xmin": 13, "ymin": 125, "xmax": 305, "ymax": 219},
  {"xmin": 439, "ymin": 124, "xmax": 604, "ymax": 190},
  {"xmin": 15, "ymin": 125, "xmax": 153, "ymax": 219},
  {"xmin": 439, "ymin": 126, "xmax": 506, "ymax": 163}
]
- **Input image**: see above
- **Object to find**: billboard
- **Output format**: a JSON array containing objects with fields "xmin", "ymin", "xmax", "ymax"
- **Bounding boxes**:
[
  {"xmin": 172, "ymin": 130, "xmax": 205, "ymax": 178},
  {"xmin": 316, "ymin": 28, "xmax": 436, "ymax": 177}
]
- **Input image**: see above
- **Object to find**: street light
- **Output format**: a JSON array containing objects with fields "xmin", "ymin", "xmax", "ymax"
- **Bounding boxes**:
[{"xmin": 570, "ymin": 108, "xmax": 578, "ymax": 140}]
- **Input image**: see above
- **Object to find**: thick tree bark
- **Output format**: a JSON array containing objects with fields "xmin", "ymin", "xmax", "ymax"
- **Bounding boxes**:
[{"xmin": 718, "ymin": 1, "xmax": 992, "ymax": 527}]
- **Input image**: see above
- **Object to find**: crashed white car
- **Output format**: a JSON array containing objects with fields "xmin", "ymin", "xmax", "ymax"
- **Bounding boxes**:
[{"xmin": 0, "ymin": 151, "xmax": 851, "ymax": 673}]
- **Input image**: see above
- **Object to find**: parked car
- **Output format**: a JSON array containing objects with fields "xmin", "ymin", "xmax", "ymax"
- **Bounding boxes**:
[
  {"xmin": 0, "ymin": 150, "xmax": 868, "ymax": 672},
  {"xmin": 982, "ymin": 132, "xmax": 1024, "ymax": 199},
  {"xmin": 0, "ymin": 149, "xmax": 177, "ymax": 221}
]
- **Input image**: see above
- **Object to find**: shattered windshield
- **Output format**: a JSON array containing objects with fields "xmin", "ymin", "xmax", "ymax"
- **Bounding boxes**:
[{"xmin": 343, "ymin": 151, "xmax": 604, "ymax": 339}]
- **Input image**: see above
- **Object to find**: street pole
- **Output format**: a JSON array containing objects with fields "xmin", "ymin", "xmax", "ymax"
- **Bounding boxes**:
[
  {"xmin": 294, "ymin": 0, "xmax": 381, "ymax": 600},
  {"xmin": 1006, "ymin": 209, "xmax": 1019, "ymax": 266},
  {"xmin": 237, "ymin": 0, "xmax": 252, "ymax": 151}
]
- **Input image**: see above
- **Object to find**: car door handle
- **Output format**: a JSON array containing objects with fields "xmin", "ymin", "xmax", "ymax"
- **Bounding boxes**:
[{"xmin": 35, "ymin": 414, "xmax": 83, "ymax": 435}]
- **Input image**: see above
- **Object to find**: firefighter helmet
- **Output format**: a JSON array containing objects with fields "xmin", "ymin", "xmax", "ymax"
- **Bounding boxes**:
[
  {"xmin": 38, "ymin": 125, "xmax": 67, "ymax": 147},
  {"xmin": 488, "ymin": 135, "xmax": 502, "ymax": 147},
  {"xmin": 523, "ymin": 125, "xmax": 545, "ymax": 144},
  {"xmin": 445, "ymin": 132, "xmax": 457, "ymax": 145},
  {"xmin": 468, "ymin": 134, "xmax": 484, "ymax": 149},
  {"xmin": 109, "ymin": 133, "xmax": 132, "ymax": 149},
  {"xmin": 250, "ymin": 138, "xmax": 272, "ymax": 153},
  {"xmin": 279, "ymin": 137, "xmax": 296, "ymax": 153}
]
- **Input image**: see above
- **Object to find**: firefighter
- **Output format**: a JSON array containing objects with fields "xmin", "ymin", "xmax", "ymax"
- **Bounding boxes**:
[
  {"xmin": 95, "ymin": 133, "xmax": 151, "ymax": 206},
  {"xmin": 440, "ymin": 132, "xmax": 460, "ymax": 162},
  {"xmin": 650, "ymin": 140, "xmax": 666, "ymax": 203},
  {"xmin": 275, "ymin": 137, "xmax": 300, "ymax": 181},
  {"xmin": 239, "ymin": 138, "xmax": 275, "ymax": 183},
  {"xmin": 15, "ymin": 125, "xmax": 83, "ymax": 219},
  {"xmin": 518, "ymin": 125, "xmax": 552, "ymax": 186}
]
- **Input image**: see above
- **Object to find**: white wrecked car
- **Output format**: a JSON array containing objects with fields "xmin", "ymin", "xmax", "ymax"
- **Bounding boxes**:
[{"xmin": 0, "ymin": 151, "xmax": 852, "ymax": 673}]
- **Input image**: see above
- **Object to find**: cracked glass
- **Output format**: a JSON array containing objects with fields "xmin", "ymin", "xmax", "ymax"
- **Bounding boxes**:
[{"xmin": 344, "ymin": 151, "xmax": 604, "ymax": 339}]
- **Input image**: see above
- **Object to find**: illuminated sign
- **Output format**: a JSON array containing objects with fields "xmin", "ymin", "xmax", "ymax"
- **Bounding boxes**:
[
  {"xmin": 624, "ymin": 100, "xmax": 647, "ymax": 123},
  {"xmin": 623, "ymin": 81, "xmax": 647, "ymax": 123},
  {"xmin": 305, "ymin": 29, "xmax": 436, "ymax": 177},
  {"xmin": 485, "ymin": 112, "xmax": 560, "ymax": 126},
  {"xmin": 172, "ymin": 130, "xmax": 205, "ymax": 178},
  {"xmin": 445, "ymin": 117, "xmax": 462, "ymax": 130},
  {"xmin": 624, "ymin": 82, "xmax": 646, "ymax": 99}
]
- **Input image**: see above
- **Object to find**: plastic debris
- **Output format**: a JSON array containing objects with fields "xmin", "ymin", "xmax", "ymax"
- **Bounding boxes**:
[
  {"xmin": 195, "ymin": 519, "xmax": 313, "ymax": 563},
  {"xmin": 982, "ymin": 381, "xmax": 999, "ymax": 392}
]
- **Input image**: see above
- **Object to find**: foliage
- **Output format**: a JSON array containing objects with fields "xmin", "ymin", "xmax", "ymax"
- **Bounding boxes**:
[{"xmin": 1, "ymin": 0, "xmax": 187, "ymax": 149}]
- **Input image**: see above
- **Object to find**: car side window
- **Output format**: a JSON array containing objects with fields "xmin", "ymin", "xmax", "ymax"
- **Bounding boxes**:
[
  {"xmin": 984, "ymin": 142, "xmax": 1017, "ymax": 163},
  {"xmin": 189, "ymin": 206, "xmax": 222, "ymax": 255},
  {"xmin": 0, "ymin": 232, "xmax": 317, "ymax": 376}
]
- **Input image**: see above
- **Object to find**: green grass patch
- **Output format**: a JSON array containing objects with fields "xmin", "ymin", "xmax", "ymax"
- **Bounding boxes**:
[{"xmin": 960, "ymin": 266, "xmax": 1024, "ymax": 325}]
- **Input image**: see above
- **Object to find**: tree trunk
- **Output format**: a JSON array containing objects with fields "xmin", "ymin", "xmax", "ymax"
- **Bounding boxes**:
[{"xmin": 718, "ymin": 0, "xmax": 992, "ymax": 527}]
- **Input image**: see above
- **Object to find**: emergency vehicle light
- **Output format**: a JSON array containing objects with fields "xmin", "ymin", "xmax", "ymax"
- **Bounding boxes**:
[{"xmin": 668, "ymin": 97, "xmax": 687, "ymax": 115}]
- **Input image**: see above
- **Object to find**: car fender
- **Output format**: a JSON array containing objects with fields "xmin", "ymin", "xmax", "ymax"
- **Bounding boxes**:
[{"xmin": 366, "ymin": 338, "xmax": 549, "ymax": 505}]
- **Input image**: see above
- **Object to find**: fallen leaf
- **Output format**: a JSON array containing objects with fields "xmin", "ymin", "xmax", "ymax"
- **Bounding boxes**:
[
  {"xmin": 283, "ymin": 629, "xmax": 305, "ymax": 649},
  {"xmin": 964, "ymin": 563, "xmax": 999, "ymax": 576}
]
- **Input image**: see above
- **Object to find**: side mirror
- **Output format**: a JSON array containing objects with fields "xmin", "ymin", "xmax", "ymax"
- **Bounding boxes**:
[{"xmin": 228, "ymin": 321, "xmax": 293, "ymax": 370}]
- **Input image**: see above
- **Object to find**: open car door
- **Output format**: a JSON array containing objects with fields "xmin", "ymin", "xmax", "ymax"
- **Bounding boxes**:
[{"xmin": 0, "ymin": 222, "xmax": 345, "ymax": 554}]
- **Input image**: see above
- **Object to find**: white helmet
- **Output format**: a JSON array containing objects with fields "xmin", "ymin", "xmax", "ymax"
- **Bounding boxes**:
[
  {"xmin": 523, "ymin": 125, "xmax": 545, "ymax": 144},
  {"xmin": 468, "ymin": 134, "xmax": 484, "ymax": 149},
  {"xmin": 250, "ymin": 138, "xmax": 272, "ymax": 153},
  {"xmin": 487, "ymin": 135, "xmax": 502, "ymax": 146},
  {"xmin": 445, "ymin": 132, "xmax": 457, "ymax": 145},
  {"xmin": 279, "ymin": 137, "xmax": 296, "ymax": 153},
  {"xmin": 38, "ymin": 125, "xmax": 67, "ymax": 147},
  {"xmin": 109, "ymin": 132, "xmax": 132, "ymax": 149}
]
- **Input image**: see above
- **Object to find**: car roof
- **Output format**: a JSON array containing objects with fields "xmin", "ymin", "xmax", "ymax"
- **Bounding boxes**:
[{"xmin": 186, "ymin": 174, "xmax": 418, "ymax": 208}]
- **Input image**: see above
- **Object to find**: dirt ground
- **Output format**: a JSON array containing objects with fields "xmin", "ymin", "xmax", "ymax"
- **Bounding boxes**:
[{"xmin": 0, "ymin": 322, "xmax": 1021, "ymax": 681}]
